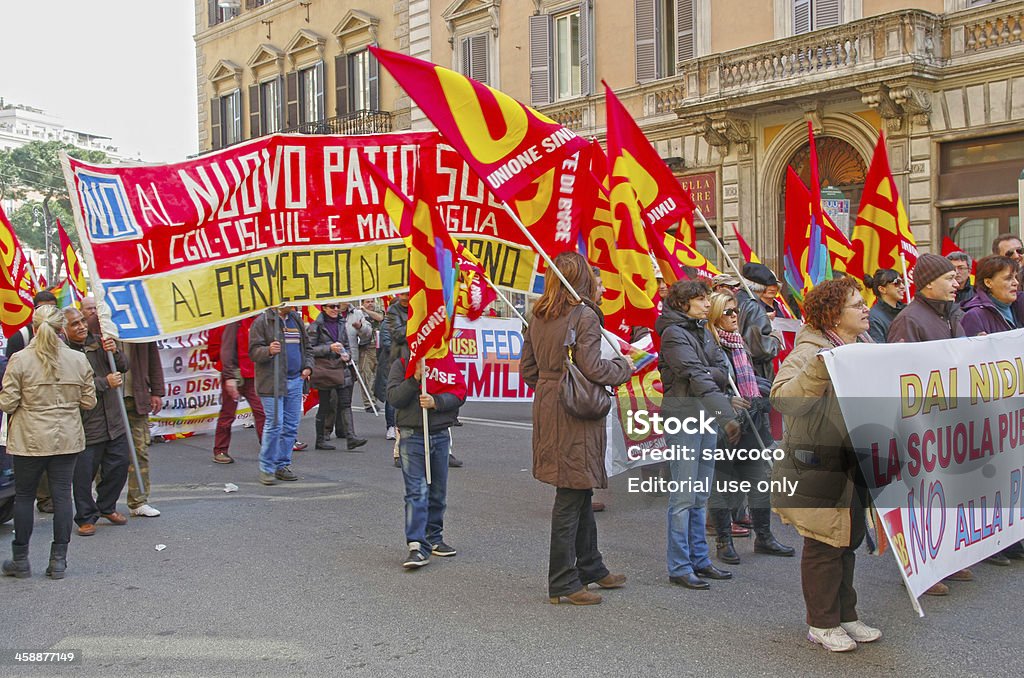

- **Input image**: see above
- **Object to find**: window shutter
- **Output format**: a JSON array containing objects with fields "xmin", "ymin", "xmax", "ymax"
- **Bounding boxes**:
[
  {"xmin": 368, "ymin": 49, "xmax": 379, "ymax": 110},
  {"xmin": 469, "ymin": 34, "xmax": 489, "ymax": 85},
  {"xmin": 335, "ymin": 53, "xmax": 349, "ymax": 116},
  {"xmin": 315, "ymin": 61, "xmax": 325, "ymax": 122},
  {"xmin": 813, "ymin": 0, "xmax": 842, "ymax": 30},
  {"xmin": 249, "ymin": 85, "xmax": 260, "ymax": 139},
  {"xmin": 460, "ymin": 37, "xmax": 472, "ymax": 77},
  {"xmin": 285, "ymin": 71, "xmax": 299, "ymax": 129},
  {"xmin": 529, "ymin": 14, "xmax": 552, "ymax": 106},
  {"xmin": 276, "ymin": 75, "xmax": 285, "ymax": 130},
  {"xmin": 234, "ymin": 90, "xmax": 243, "ymax": 143},
  {"xmin": 210, "ymin": 96, "xmax": 222, "ymax": 150},
  {"xmin": 676, "ymin": 0, "xmax": 695, "ymax": 62},
  {"xmin": 794, "ymin": 0, "xmax": 812, "ymax": 35},
  {"xmin": 208, "ymin": 1, "xmax": 218, "ymax": 27},
  {"xmin": 579, "ymin": 1, "xmax": 592, "ymax": 96},
  {"xmin": 635, "ymin": 0, "xmax": 657, "ymax": 83}
]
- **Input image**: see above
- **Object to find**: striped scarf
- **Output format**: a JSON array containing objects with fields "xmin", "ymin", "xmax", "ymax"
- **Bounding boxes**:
[
  {"xmin": 823, "ymin": 329, "xmax": 875, "ymax": 348},
  {"xmin": 717, "ymin": 330, "xmax": 759, "ymax": 400}
]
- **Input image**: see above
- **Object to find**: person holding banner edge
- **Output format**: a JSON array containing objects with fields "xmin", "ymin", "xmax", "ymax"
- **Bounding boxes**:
[{"xmin": 770, "ymin": 277, "xmax": 881, "ymax": 652}]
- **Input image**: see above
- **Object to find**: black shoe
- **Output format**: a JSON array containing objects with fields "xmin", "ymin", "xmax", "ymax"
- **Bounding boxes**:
[
  {"xmin": 393, "ymin": 457, "xmax": 401, "ymax": 468},
  {"xmin": 448, "ymin": 453, "xmax": 464, "ymax": 468},
  {"xmin": 695, "ymin": 564, "xmax": 732, "ymax": 580},
  {"xmin": 431, "ymin": 541, "xmax": 457, "ymax": 557},
  {"xmin": 315, "ymin": 441, "xmax": 336, "ymax": 450},
  {"xmin": 669, "ymin": 573, "xmax": 709, "ymax": 590},
  {"xmin": 403, "ymin": 549, "xmax": 429, "ymax": 569},
  {"xmin": 347, "ymin": 437, "xmax": 368, "ymax": 451},
  {"xmin": 717, "ymin": 539, "xmax": 740, "ymax": 565},
  {"xmin": 1004, "ymin": 543, "xmax": 1024, "ymax": 560},
  {"xmin": 453, "ymin": 417, "xmax": 463, "ymax": 427},
  {"xmin": 754, "ymin": 534, "xmax": 796, "ymax": 557},
  {"xmin": 37, "ymin": 499, "xmax": 54, "ymax": 514},
  {"xmin": 986, "ymin": 553, "xmax": 1011, "ymax": 566}
]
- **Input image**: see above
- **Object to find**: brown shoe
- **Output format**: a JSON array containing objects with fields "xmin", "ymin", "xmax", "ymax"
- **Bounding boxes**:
[
  {"xmin": 213, "ymin": 453, "xmax": 234, "ymax": 464},
  {"xmin": 588, "ymin": 573, "xmax": 626, "ymax": 590},
  {"xmin": 592, "ymin": 501, "xmax": 606, "ymax": 512},
  {"xmin": 77, "ymin": 523, "xmax": 96, "ymax": 536},
  {"xmin": 924, "ymin": 581, "xmax": 949, "ymax": 596},
  {"xmin": 944, "ymin": 568, "xmax": 974, "ymax": 582},
  {"xmin": 101, "ymin": 512, "xmax": 128, "ymax": 525},
  {"xmin": 549, "ymin": 589, "xmax": 602, "ymax": 605}
]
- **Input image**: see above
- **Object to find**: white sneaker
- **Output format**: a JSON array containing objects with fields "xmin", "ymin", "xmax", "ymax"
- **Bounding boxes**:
[
  {"xmin": 386, "ymin": 426, "xmax": 397, "ymax": 440},
  {"xmin": 130, "ymin": 504, "xmax": 161, "ymax": 518},
  {"xmin": 840, "ymin": 620, "xmax": 881, "ymax": 643},
  {"xmin": 807, "ymin": 626, "xmax": 857, "ymax": 652}
]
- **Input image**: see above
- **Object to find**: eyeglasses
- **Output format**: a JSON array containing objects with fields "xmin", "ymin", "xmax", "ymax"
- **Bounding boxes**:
[
  {"xmin": 886, "ymin": 278, "xmax": 905, "ymax": 287},
  {"xmin": 323, "ymin": 304, "xmax": 340, "ymax": 310},
  {"xmin": 722, "ymin": 308, "xmax": 739, "ymax": 317},
  {"xmin": 845, "ymin": 301, "xmax": 869, "ymax": 311}
]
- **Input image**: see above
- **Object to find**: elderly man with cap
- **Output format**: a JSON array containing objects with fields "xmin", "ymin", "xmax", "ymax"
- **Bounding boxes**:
[{"xmin": 736, "ymin": 263, "xmax": 783, "ymax": 381}]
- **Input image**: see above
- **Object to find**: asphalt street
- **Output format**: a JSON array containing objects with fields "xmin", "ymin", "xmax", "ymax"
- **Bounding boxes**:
[{"xmin": 2, "ymin": 401, "xmax": 1021, "ymax": 677}]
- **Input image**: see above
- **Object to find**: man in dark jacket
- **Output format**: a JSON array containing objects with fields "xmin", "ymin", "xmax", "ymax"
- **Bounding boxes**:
[
  {"xmin": 888, "ymin": 254, "xmax": 965, "ymax": 343},
  {"xmin": 736, "ymin": 264, "xmax": 782, "ymax": 381},
  {"xmin": 249, "ymin": 305, "xmax": 313, "ymax": 485},
  {"xmin": 387, "ymin": 345, "xmax": 466, "ymax": 568},
  {"xmin": 123, "ymin": 342, "xmax": 165, "ymax": 517},
  {"xmin": 64, "ymin": 308, "xmax": 130, "ymax": 536},
  {"xmin": 948, "ymin": 252, "xmax": 975, "ymax": 306},
  {"xmin": 381, "ymin": 294, "xmax": 409, "ymax": 445}
]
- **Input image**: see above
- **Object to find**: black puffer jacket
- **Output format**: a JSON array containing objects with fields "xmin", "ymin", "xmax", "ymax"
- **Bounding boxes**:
[
  {"xmin": 655, "ymin": 306, "xmax": 735, "ymax": 422},
  {"xmin": 306, "ymin": 312, "xmax": 355, "ymax": 389},
  {"xmin": 735, "ymin": 289, "xmax": 780, "ymax": 380}
]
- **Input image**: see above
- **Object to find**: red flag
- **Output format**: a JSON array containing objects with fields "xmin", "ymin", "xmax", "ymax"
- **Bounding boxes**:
[
  {"xmin": 57, "ymin": 219, "xmax": 88, "ymax": 302},
  {"xmin": 941, "ymin": 236, "xmax": 976, "ymax": 284},
  {"xmin": 0, "ymin": 203, "xmax": 35, "ymax": 337},
  {"xmin": 732, "ymin": 224, "xmax": 760, "ymax": 264},
  {"xmin": 370, "ymin": 47, "xmax": 587, "ymax": 200},
  {"xmin": 604, "ymin": 83, "xmax": 697, "ymax": 244},
  {"xmin": 852, "ymin": 133, "xmax": 918, "ymax": 301},
  {"xmin": 452, "ymin": 241, "xmax": 496, "ymax": 320}
]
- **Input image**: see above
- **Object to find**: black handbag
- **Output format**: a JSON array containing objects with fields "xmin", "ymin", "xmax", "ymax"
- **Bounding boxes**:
[
  {"xmin": 311, "ymin": 355, "xmax": 353, "ymax": 389},
  {"xmin": 559, "ymin": 305, "xmax": 613, "ymax": 420}
]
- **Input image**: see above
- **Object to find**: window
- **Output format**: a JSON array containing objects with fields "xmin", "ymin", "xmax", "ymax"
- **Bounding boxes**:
[
  {"xmin": 298, "ymin": 62, "xmax": 324, "ymax": 125},
  {"xmin": 208, "ymin": 1, "xmax": 240, "ymax": 27},
  {"xmin": 636, "ymin": 0, "xmax": 696, "ymax": 83},
  {"xmin": 335, "ymin": 49, "xmax": 379, "ymax": 116},
  {"xmin": 211, "ymin": 89, "xmax": 241, "ymax": 149},
  {"xmin": 793, "ymin": 0, "xmax": 842, "ymax": 35},
  {"xmin": 460, "ymin": 34, "xmax": 490, "ymax": 85},
  {"xmin": 529, "ymin": 2, "xmax": 592, "ymax": 106},
  {"xmin": 249, "ymin": 78, "xmax": 281, "ymax": 136}
]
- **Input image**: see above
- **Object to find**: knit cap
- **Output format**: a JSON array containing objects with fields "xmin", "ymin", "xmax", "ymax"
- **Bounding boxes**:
[{"xmin": 913, "ymin": 253, "xmax": 955, "ymax": 290}]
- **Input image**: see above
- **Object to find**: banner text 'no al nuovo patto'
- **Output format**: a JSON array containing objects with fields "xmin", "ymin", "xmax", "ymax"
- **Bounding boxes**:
[{"xmin": 61, "ymin": 133, "xmax": 581, "ymax": 341}]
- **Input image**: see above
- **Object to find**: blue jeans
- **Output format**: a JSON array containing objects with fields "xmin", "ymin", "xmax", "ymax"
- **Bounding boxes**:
[
  {"xmin": 399, "ymin": 429, "xmax": 450, "ymax": 553},
  {"xmin": 258, "ymin": 377, "xmax": 303, "ymax": 473},
  {"xmin": 666, "ymin": 427, "xmax": 718, "ymax": 577},
  {"xmin": 384, "ymin": 401, "xmax": 396, "ymax": 429}
]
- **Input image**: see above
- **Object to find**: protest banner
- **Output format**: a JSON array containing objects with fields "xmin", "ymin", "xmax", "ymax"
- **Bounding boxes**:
[
  {"xmin": 148, "ymin": 332, "xmax": 252, "ymax": 436},
  {"xmin": 450, "ymin": 316, "xmax": 531, "ymax": 402},
  {"xmin": 823, "ymin": 331, "xmax": 1024, "ymax": 614},
  {"xmin": 60, "ymin": 133, "xmax": 576, "ymax": 341}
]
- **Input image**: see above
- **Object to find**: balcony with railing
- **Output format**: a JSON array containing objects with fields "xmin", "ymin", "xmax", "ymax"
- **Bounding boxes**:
[{"xmin": 281, "ymin": 110, "xmax": 393, "ymax": 136}]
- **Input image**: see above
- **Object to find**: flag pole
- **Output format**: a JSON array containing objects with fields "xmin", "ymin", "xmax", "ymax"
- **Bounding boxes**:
[
  {"xmin": 500, "ymin": 203, "xmax": 620, "ymax": 353},
  {"xmin": 694, "ymin": 208, "xmax": 758, "ymax": 301},
  {"xmin": 420, "ymin": 358, "xmax": 431, "ymax": 485},
  {"xmin": 899, "ymin": 252, "xmax": 912, "ymax": 304}
]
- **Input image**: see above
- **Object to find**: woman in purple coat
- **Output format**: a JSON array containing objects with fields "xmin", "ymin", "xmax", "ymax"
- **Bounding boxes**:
[{"xmin": 960, "ymin": 254, "xmax": 1024, "ymax": 564}]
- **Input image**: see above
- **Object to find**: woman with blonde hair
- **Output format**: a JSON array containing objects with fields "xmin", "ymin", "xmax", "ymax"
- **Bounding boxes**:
[
  {"xmin": 1, "ymin": 305, "xmax": 96, "ymax": 579},
  {"xmin": 521, "ymin": 251, "xmax": 633, "ymax": 605},
  {"xmin": 706, "ymin": 292, "xmax": 794, "ymax": 565}
]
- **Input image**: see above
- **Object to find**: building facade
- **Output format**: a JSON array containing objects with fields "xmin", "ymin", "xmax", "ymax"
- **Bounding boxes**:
[
  {"xmin": 195, "ymin": 0, "xmax": 1024, "ymax": 271},
  {"xmin": 0, "ymin": 100, "xmax": 123, "ymax": 158}
]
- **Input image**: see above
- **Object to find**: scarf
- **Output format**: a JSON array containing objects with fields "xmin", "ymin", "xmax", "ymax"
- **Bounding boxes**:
[
  {"xmin": 990, "ymin": 295, "xmax": 1017, "ymax": 329},
  {"xmin": 323, "ymin": 314, "xmax": 340, "ymax": 342},
  {"xmin": 823, "ymin": 328, "xmax": 875, "ymax": 348},
  {"xmin": 717, "ymin": 330, "xmax": 759, "ymax": 400}
]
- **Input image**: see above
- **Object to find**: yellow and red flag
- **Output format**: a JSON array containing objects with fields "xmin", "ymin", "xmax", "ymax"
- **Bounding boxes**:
[
  {"xmin": 57, "ymin": 219, "xmax": 88, "ymax": 303},
  {"xmin": 371, "ymin": 47, "xmax": 588, "ymax": 261},
  {"xmin": 732, "ymin": 224, "xmax": 761, "ymax": 264},
  {"xmin": 0, "ymin": 203, "xmax": 35, "ymax": 337},
  {"xmin": 604, "ymin": 83, "xmax": 697, "ymax": 244},
  {"xmin": 452, "ymin": 241, "xmax": 496, "ymax": 320},
  {"xmin": 852, "ymin": 133, "xmax": 918, "ymax": 301}
]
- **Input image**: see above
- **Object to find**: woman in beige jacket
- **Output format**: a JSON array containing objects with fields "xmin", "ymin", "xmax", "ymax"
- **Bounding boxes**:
[{"xmin": 1, "ymin": 306, "xmax": 96, "ymax": 580}]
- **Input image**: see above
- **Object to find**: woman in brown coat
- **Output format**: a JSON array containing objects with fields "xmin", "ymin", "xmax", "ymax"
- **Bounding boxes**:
[
  {"xmin": 770, "ymin": 277, "xmax": 880, "ymax": 652},
  {"xmin": 521, "ymin": 251, "xmax": 632, "ymax": 605},
  {"xmin": 1, "ymin": 305, "xmax": 96, "ymax": 580}
]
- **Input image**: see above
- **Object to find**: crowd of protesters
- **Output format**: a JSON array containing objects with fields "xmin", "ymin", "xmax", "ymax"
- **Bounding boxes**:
[{"xmin": 3, "ymin": 236, "xmax": 1022, "ymax": 655}]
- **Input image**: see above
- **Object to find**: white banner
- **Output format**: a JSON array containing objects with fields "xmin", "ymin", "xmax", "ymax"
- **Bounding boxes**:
[
  {"xmin": 823, "ymin": 330, "xmax": 1024, "ymax": 614},
  {"xmin": 450, "ymin": 316, "xmax": 532, "ymax": 402},
  {"xmin": 149, "ymin": 332, "xmax": 252, "ymax": 437}
]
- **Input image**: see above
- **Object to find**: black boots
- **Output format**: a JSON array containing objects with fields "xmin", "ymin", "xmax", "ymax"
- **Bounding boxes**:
[
  {"xmin": 712, "ymin": 508, "xmax": 740, "ymax": 564},
  {"xmin": 339, "ymin": 409, "xmax": 367, "ymax": 450},
  {"xmin": 46, "ymin": 543, "xmax": 68, "ymax": 579},
  {"xmin": 751, "ymin": 508, "xmax": 795, "ymax": 557},
  {"xmin": 717, "ymin": 537, "xmax": 740, "ymax": 564},
  {"xmin": 2, "ymin": 544, "xmax": 30, "ymax": 579}
]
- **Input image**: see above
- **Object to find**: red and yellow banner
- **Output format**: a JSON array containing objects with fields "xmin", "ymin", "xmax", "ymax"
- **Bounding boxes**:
[
  {"xmin": 0, "ymin": 203, "xmax": 34, "ymax": 337},
  {"xmin": 62, "ymin": 133, "xmax": 565, "ymax": 341},
  {"xmin": 57, "ymin": 219, "xmax": 87, "ymax": 302}
]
